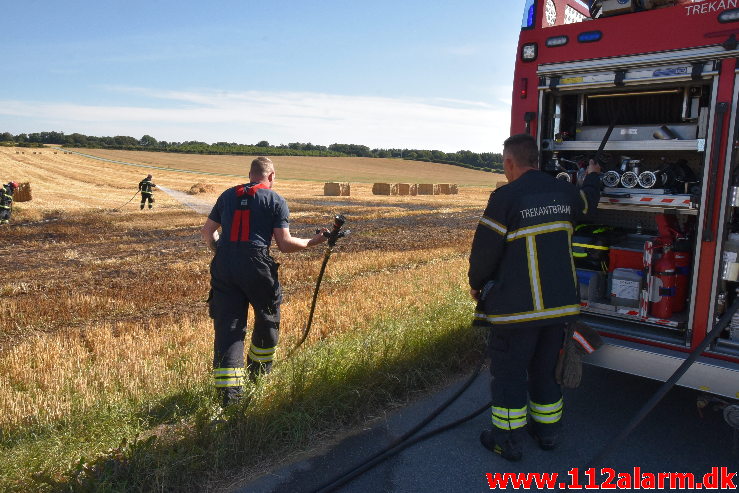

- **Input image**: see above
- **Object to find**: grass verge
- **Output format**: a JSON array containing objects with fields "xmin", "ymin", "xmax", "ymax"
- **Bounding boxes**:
[{"xmin": 1, "ymin": 280, "xmax": 484, "ymax": 492}]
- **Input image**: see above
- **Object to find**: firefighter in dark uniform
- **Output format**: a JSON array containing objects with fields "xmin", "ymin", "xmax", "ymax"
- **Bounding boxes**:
[
  {"xmin": 138, "ymin": 174, "xmax": 156, "ymax": 210},
  {"xmin": 0, "ymin": 181, "xmax": 18, "ymax": 225},
  {"xmin": 201, "ymin": 156, "xmax": 328, "ymax": 406},
  {"xmin": 469, "ymin": 134, "xmax": 601, "ymax": 461}
]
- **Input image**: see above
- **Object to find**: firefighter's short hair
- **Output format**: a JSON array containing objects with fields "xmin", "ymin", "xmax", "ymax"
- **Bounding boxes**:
[
  {"xmin": 250, "ymin": 156, "xmax": 274, "ymax": 178},
  {"xmin": 503, "ymin": 134, "xmax": 539, "ymax": 168}
]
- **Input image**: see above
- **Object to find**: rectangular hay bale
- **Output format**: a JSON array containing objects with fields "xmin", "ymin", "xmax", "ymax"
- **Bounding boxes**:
[
  {"xmin": 14, "ymin": 182, "xmax": 32, "ymax": 202},
  {"xmin": 372, "ymin": 183, "xmax": 391, "ymax": 195},
  {"xmin": 438, "ymin": 184, "xmax": 451, "ymax": 195},
  {"xmin": 417, "ymin": 183, "xmax": 436, "ymax": 195},
  {"xmin": 397, "ymin": 183, "xmax": 411, "ymax": 196},
  {"xmin": 324, "ymin": 182, "xmax": 342, "ymax": 196}
]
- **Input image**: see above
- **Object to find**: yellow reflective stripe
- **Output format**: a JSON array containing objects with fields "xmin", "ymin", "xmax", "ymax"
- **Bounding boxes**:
[
  {"xmin": 249, "ymin": 345, "xmax": 276, "ymax": 355},
  {"xmin": 492, "ymin": 416, "xmax": 527, "ymax": 430},
  {"xmin": 529, "ymin": 410, "xmax": 563, "ymax": 424},
  {"xmin": 527, "ymin": 236, "xmax": 543, "ymax": 311},
  {"xmin": 214, "ymin": 378, "xmax": 244, "ymax": 388},
  {"xmin": 480, "ymin": 216, "xmax": 507, "ymax": 236},
  {"xmin": 506, "ymin": 221, "xmax": 573, "ymax": 241},
  {"xmin": 529, "ymin": 398, "xmax": 563, "ymax": 413},
  {"xmin": 248, "ymin": 344, "xmax": 276, "ymax": 362},
  {"xmin": 568, "ymin": 231, "xmax": 578, "ymax": 287},
  {"xmin": 580, "ymin": 190, "xmax": 588, "ymax": 215},
  {"xmin": 492, "ymin": 406, "xmax": 527, "ymax": 418},
  {"xmin": 213, "ymin": 368, "xmax": 245, "ymax": 377},
  {"xmin": 572, "ymin": 242, "xmax": 609, "ymax": 251},
  {"xmin": 481, "ymin": 305, "xmax": 580, "ymax": 324},
  {"xmin": 248, "ymin": 353, "xmax": 275, "ymax": 362}
]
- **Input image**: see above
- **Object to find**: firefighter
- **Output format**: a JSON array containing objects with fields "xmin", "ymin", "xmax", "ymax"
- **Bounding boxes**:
[
  {"xmin": 138, "ymin": 174, "xmax": 156, "ymax": 210},
  {"xmin": 201, "ymin": 156, "xmax": 328, "ymax": 407},
  {"xmin": 0, "ymin": 181, "xmax": 18, "ymax": 225},
  {"xmin": 469, "ymin": 134, "xmax": 601, "ymax": 461}
]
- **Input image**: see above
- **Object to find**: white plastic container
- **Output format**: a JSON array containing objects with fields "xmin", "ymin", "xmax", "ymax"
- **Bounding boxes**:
[{"xmin": 609, "ymin": 268, "xmax": 643, "ymax": 308}]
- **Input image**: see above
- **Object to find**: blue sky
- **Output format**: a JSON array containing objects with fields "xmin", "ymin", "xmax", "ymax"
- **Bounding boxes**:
[{"xmin": 1, "ymin": 1, "xmax": 522, "ymax": 153}]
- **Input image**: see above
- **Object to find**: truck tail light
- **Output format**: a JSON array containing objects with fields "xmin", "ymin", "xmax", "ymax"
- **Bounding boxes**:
[{"xmin": 520, "ymin": 78, "xmax": 528, "ymax": 99}]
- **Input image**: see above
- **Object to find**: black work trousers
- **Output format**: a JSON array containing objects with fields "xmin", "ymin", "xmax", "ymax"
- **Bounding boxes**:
[
  {"xmin": 209, "ymin": 247, "xmax": 281, "ymax": 405},
  {"xmin": 140, "ymin": 193, "xmax": 154, "ymax": 209},
  {"xmin": 487, "ymin": 323, "xmax": 565, "ymax": 444}
]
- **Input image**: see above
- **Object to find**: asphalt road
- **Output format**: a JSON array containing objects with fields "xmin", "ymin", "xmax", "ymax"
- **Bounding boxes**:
[{"xmin": 237, "ymin": 364, "xmax": 739, "ymax": 492}]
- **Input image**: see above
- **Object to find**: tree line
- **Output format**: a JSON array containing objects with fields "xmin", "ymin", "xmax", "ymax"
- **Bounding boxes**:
[{"xmin": 0, "ymin": 131, "xmax": 503, "ymax": 172}]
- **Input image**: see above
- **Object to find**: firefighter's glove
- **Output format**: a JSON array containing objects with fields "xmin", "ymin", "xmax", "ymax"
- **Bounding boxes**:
[{"xmin": 555, "ymin": 321, "xmax": 603, "ymax": 389}]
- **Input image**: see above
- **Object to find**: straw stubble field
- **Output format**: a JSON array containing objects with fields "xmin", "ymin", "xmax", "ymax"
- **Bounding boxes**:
[{"xmin": 0, "ymin": 147, "xmax": 502, "ymax": 490}]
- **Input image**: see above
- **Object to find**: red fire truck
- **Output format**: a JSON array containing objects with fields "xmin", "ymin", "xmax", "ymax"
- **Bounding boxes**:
[{"xmin": 512, "ymin": 0, "xmax": 739, "ymax": 399}]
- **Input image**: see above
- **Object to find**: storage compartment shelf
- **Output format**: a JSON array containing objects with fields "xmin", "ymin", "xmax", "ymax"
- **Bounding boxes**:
[
  {"xmin": 581, "ymin": 301, "xmax": 688, "ymax": 332},
  {"xmin": 597, "ymin": 202, "xmax": 698, "ymax": 215},
  {"xmin": 546, "ymin": 139, "xmax": 705, "ymax": 152}
]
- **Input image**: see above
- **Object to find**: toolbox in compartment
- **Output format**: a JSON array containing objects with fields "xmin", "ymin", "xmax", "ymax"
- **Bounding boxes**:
[{"xmin": 609, "ymin": 235, "xmax": 651, "ymax": 272}]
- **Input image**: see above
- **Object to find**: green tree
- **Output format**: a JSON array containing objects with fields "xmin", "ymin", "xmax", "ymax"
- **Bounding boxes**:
[{"xmin": 140, "ymin": 135, "xmax": 158, "ymax": 147}]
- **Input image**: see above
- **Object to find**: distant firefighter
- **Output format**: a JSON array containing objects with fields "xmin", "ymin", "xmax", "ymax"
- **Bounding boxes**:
[
  {"xmin": 0, "ymin": 181, "xmax": 18, "ymax": 225},
  {"xmin": 138, "ymin": 174, "xmax": 157, "ymax": 210}
]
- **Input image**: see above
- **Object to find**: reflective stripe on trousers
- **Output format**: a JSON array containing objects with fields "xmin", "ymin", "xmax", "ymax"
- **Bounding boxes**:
[
  {"xmin": 529, "ymin": 398, "xmax": 563, "ymax": 424},
  {"xmin": 213, "ymin": 367, "xmax": 245, "ymax": 388}
]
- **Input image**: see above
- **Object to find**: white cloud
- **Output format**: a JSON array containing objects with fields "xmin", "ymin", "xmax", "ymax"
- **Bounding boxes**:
[{"xmin": 0, "ymin": 88, "xmax": 512, "ymax": 152}]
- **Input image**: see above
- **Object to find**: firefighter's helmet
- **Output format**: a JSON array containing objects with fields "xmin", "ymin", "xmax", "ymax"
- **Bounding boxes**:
[{"xmin": 9, "ymin": 181, "xmax": 18, "ymax": 190}]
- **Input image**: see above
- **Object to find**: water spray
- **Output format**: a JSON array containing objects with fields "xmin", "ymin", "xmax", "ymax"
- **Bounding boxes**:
[{"xmin": 155, "ymin": 185, "xmax": 213, "ymax": 215}]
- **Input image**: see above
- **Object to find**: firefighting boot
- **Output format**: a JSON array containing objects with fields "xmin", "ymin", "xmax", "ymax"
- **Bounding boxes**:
[
  {"xmin": 527, "ymin": 425, "xmax": 559, "ymax": 451},
  {"xmin": 247, "ymin": 359, "xmax": 273, "ymax": 382},
  {"xmin": 219, "ymin": 387, "xmax": 243, "ymax": 408},
  {"xmin": 480, "ymin": 430, "xmax": 523, "ymax": 462}
]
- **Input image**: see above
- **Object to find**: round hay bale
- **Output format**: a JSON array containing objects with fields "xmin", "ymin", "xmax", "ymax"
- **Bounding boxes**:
[{"xmin": 188, "ymin": 183, "xmax": 216, "ymax": 195}]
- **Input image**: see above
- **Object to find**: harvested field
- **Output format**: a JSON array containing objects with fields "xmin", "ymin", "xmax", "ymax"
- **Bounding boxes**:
[
  {"xmin": 65, "ymin": 148, "xmax": 501, "ymax": 186},
  {"xmin": 0, "ymin": 146, "xmax": 500, "ymax": 490}
]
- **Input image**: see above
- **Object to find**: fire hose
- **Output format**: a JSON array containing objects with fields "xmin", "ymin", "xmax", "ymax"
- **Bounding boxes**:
[
  {"xmin": 311, "ymin": 358, "xmax": 490, "ymax": 493},
  {"xmin": 287, "ymin": 214, "xmax": 349, "ymax": 357},
  {"xmin": 114, "ymin": 190, "xmax": 139, "ymax": 211},
  {"xmin": 310, "ymin": 297, "xmax": 739, "ymax": 491}
]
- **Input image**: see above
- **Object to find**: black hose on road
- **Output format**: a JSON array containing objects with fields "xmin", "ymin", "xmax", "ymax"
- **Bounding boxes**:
[{"xmin": 312, "ymin": 360, "xmax": 489, "ymax": 493}]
